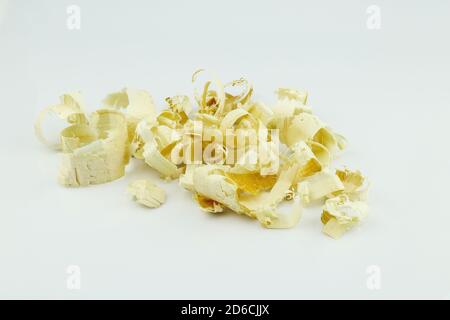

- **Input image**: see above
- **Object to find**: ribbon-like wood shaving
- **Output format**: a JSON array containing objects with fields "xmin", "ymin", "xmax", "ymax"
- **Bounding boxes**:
[{"xmin": 35, "ymin": 71, "xmax": 369, "ymax": 238}]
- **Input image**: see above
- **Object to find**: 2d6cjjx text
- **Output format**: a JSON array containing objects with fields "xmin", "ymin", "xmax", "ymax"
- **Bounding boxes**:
[{"xmin": 181, "ymin": 304, "xmax": 270, "ymax": 317}]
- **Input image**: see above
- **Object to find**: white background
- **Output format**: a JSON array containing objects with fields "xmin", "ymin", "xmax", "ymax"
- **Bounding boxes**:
[{"xmin": 1, "ymin": 0, "xmax": 449, "ymax": 299}]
